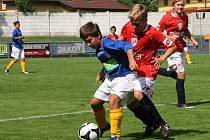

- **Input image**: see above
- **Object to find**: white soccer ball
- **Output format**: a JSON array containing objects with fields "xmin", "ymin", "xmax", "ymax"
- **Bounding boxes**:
[{"xmin": 78, "ymin": 122, "xmax": 100, "ymax": 140}]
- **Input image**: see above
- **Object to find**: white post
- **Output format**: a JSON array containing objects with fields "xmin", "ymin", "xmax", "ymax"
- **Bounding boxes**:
[{"xmin": 107, "ymin": 11, "xmax": 110, "ymax": 35}]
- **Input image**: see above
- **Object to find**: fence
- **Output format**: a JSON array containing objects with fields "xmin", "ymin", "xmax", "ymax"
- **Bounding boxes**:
[
  {"xmin": 1, "ymin": 11, "xmax": 210, "ymax": 37},
  {"xmin": 1, "ymin": 40, "xmax": 209, "ymax": 59}
]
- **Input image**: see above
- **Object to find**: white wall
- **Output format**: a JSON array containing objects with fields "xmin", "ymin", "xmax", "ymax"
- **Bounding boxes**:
[{"xmin": 0, "ymin": 11, "xmax": 210, "ymax": 38}]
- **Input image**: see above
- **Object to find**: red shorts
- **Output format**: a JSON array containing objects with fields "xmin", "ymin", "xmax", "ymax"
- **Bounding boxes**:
[{"xmin": 137, "ymin": 65, "xmax": 159, "ymax": 79}]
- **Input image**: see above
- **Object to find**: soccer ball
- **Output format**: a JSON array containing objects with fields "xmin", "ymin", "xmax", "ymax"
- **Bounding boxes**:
[{"xmin": 78, "ymin": 122, "xmax": 100, "ymax": 140}]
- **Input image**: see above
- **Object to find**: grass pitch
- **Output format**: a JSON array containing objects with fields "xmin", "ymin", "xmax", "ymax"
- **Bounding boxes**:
[{"xmin": 0, "ymin": 55, "xmax": 210, "ymax": 140}]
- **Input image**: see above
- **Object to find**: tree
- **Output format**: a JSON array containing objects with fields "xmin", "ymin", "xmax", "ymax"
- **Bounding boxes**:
[
  {"xmin": 118, "ymin": 0, "xmax": 158, "ymax": 12},
  {"xmin": 15, "ymin": 0, "xmax": 35, "ymax": 13}
]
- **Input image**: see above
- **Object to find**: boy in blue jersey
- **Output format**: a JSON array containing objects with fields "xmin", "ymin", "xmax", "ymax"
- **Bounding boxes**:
[
  {"xmin": 5, "ymin": 21, "xmax": 28, "ymax": 74},
  {"xmin": 80, "ymin": 21, "xmax": 139, "ymax": 140}
]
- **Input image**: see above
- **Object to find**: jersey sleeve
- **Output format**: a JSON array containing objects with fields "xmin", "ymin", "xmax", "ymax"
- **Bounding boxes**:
[
  {"xmin": 104, "ymin": 39, "xmax": 133, "ymax": 53},
  {"xmin": 12, "ymin": 30, "xmax": 17, "ymax": 40},
  {"xmin": 107, "ymin": 34, "xmax": 112, "ymax": 39},
  {"xmin": 153, "ymin": 29, "xmax": 175, "ymax": 49},
  {"xmin": 157, "ymin": 15, "xmax": 167, "ymax": 32},
  {"xmin": 120, "ymin": 24, "xmax": 127, "ymax": 40}
]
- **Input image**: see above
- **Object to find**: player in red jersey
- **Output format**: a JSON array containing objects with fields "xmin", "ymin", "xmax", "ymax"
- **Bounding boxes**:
[
  {"xmin": 107, "ymin": 26, "xmax": 118, "ymax": 40},
  {"xmin": 157, "ymin": 0, "xmax": 198, "ymax": 108},
  {"xmin": 120, "ymin": 4, "xmax": 177, "ymax": 137},
  {"xmin": 120, "ymin": 19, "xmax": 155, "ymax": 136},
  {"xmin": 119, "ymin": 21, "xmax": 138, "ymax": 46}
]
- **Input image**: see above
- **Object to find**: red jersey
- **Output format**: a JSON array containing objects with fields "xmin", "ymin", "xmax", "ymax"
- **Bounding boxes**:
[
  {"xmin": 157, "ymin": 12, "xmax": 188, "ymax": 52},
  {"xmin": 107, "ymin": 33, "xmax": 118, "ymax": 40},
  {"xmin": 134, "ymin": 24, "xmax": 175, "ymax": 79},
  {"xmin": 120, "ymin": 21, "xmax": 138, "ymax": 46}
]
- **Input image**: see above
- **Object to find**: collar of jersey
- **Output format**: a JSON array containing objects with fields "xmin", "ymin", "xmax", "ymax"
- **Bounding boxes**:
[{"xmin": 171, "ymin": 12, "xmax": 184, "ymax": 17}]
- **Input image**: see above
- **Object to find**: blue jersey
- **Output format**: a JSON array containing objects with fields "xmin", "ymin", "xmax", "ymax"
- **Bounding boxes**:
[
  {"xmin": 12, "ymin": 28, "xmax": 23, "ymax": 50},
  {"xmin": 96, "ymin": 38, "xmax": 133, "ymax": 77}
]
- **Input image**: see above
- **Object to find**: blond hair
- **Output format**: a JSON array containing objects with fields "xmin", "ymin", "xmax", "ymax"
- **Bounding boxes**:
[
  {"xmin": 172, "ymin": 0, "xmax": 184, "ymax": 5},
  {"xmin": 128, "ymin": 4, "xmax": 147, "ymax": 22}
]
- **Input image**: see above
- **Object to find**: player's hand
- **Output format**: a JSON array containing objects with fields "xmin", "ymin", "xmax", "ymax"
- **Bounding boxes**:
[
  {"xmin": 151, "ymin": 57, "xmax": 164, "ymax": 67},
  {"xmin": 96, "ymin": 72, "xmax": 105, "ymax": 84},
  {"xmin": 193, "ymin": 40, "xmax": 199, "ymax": 48},
  {"xmin": 129, "ymin": 60, "xmax": 138, "ymax": 71}
]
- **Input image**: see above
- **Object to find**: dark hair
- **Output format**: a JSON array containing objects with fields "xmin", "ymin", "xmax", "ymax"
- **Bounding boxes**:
[
  {"xmin": 110, "ymin": 26, "xmax": 116, "ymax": 31},
  {"xmin": 13, "ymin": 21, "xmax": 20, "ymax": 26},
  {"xmin": 79, "ymin": 21, "xmax": 102, "ymax": 40}
]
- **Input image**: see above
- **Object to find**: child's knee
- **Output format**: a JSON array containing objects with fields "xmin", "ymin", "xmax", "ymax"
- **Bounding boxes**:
[
  {"xmin": 14, "ymin": 59, "xmax": 19, "ymax": 63},
  {"xmin": 109, "ymin": 95, "xmax": 121, "ymax": 109},
  {"xmin": 134, "ymin": 90, "xmax": 144, "ymax": 101},
  {"xmin": 90, "ymin": 97, "xmax": 104, "ymax": 110}
]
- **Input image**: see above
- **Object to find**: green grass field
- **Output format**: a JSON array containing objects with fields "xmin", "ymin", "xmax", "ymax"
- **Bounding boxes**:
[{"xmin": 0, "ymin": 55, "xmax": 210, "ymax": 140}]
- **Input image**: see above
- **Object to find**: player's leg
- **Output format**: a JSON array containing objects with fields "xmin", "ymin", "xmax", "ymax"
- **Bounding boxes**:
[
  {"xmin": 133, "ymin": 90, "xmax": 171, "ymax": 137},
  {"xmin": 127, "ymin": 93, "xmax": 155, "ymax": 133},
  {"xmin": 158, "ymin": 54, "xmax": 177, "ymax": 79},
  {"xmin": 90, "ymin": 97, "xmax": 108, "ymax": 131},
  {"xmin": 92, "ymin": 79, "xmax": 111, "ymax": 136},
  {"xmin": 173, "ymin": 53, "xmax": 192, "ymax": 108},
  {"xmin": 184, "ymin": 47, "xmax": 192, "ymax": 64},
  {"xmin": 109, "ymin": 94, "xmax": 122, "ymax": 140},
  {"xmin": 158, "ymin": 67, "xmax": 177, "ymax": 79},
  {"xmin": 127, "ymin": 77, "xmax": 156, "ymax": 135},
  {"xmin": 126, "ymin": 76, "xmax": 158, "ymax": 136},
  {"xmin": 20, "ymin": 49, "xmax": 29, "ymax": 74},
  {"xmin": 129, "ymin": 77, "xmax": 170, "ymax": 137},
  {"xmin": 5, "ymin": 46, "xmax": 20, "ymax": 74},
  {"xmin": 176, "ymin": 72, "xmax": 187, "ymax": 107},
  {"xmin": 5, "ymin": 59, "xmax": 18, "ymax": 74},
  {"xmin": 20, "ymin": 58, "xmax": 29, "ymax": 74},
  {"xmin": 108, "ymin": 74, "xmax": 135, "ymax": 140}
]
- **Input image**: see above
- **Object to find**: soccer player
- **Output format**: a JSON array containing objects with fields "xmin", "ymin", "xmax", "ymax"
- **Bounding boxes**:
[
  {"xmin": 80, "ymin": 21, "xmax": 139, "ymax": 140},
  {"xmin": 157, "ymin": 0, "xmax": 199, "ymax": 108},
  {"xmin": 5, "ymin": 21, "xmax": 29, "ymax": 74},
  {"xmin": 119, "ymin": 4, "xmax": 174, "ymax": 136},
  {"xmin": 122, "ymin": 4, "xmax": 177, "ymax": 137},
  {"xmin": 107, "ymin": 26, "xmax": 118, "ymax": 40}
]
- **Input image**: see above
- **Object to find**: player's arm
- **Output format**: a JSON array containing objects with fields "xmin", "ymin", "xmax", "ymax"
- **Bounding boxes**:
[
  {"xmin": 118, "ymin": 23, "xmax": 127, "ymax": 41},
  {"xmin": 118, "ymin": 35, "xmax": 124, "ymax": 40},
  {"xmin": 156, "ymin": 15, "xmax": 166, "ymax": 32},
  {"xmin": 127, "ymin": 49, "xmax": 138, "ymax": 71},
  {"xmin": 96, "ymin": 67, "xmax": 105, "ymax": 83},
  {"xmin": 153, "ymin": 44, "xmax": 176, "ymax": 67},
  {"xmin": 152, "ymin": 30, "xmax": 177, "ymax": 67},
  {"xmin": 109, "ymin": 40, "xmax": 138, "ymax": 70},
  {"xmin": 14, "ymin": 36, "xmax": 24, "ymax": 39},
  {"xmin": 12, "ymin": 30, "xmax": 24, "ymax": 40},
  {"xmin": 12, "ymin": 30, "xmax": 17, "ymax": 40},
  {"xmin": 119, "ymin": 41, "xmax": 138, "ymax": 70},
  {"xmin": 185, "ymin": 28, "xmax": 199, "ymax": 48}
]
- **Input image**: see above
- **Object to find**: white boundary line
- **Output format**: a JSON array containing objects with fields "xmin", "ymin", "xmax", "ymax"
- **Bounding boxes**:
[
  {"xmin": 0, "ymin": 100, "xmax": 209, "ymax": 123},
  {"xmin": 0, "ymin": 110, "xmax": 92, "ymax": 122}
]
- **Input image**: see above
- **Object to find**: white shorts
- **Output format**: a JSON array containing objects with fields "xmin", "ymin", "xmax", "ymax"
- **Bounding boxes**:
[
  {"xmin": 167, "ymin": 52, "xmax": 185, "ymax": 73},
  {"xmin": 184, "ymin": 47, "xmax": 189, "ymax": 53},
  {"xmin": 94, "ymin": 72, "xmax": 141, "ymax": 106},
  {"xmin": 135, "ymin": 77, "xmax": 156, "ymax": 99},
  {"xmin": 11, "ymin": 46, "xmax": 25, "ymax": 59}
]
